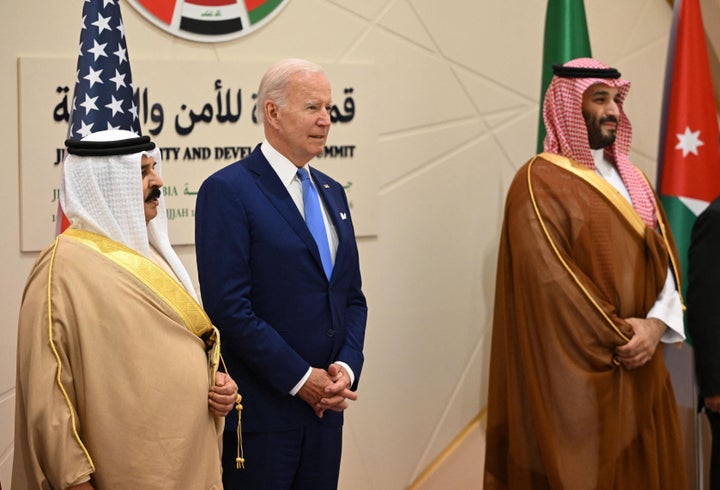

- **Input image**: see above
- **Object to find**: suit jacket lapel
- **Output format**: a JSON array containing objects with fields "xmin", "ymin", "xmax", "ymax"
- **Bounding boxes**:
[
  {"xmin": 248, "ymin": 152, "xmax": 328, "ymax": 276},
  {"xmin": 312, "ymin": 169, "xmax": 343, "ymax": 232},
  {"xmin": 312, "ymin": 168, "xmax": 348, "ymax": 276}
]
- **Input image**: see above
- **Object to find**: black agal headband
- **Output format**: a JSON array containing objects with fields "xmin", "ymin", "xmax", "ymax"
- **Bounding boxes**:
[
  {"xmin": 552, "ymin": 64, "xmax": 622, "ymax": 79},
  {"xmin": 65, "ymin": 135, "xmax": 155, "ymax": 156}
]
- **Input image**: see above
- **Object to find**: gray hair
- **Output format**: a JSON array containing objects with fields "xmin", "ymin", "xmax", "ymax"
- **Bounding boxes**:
[{"xmin": 256, "ymin": 58, "xmax": 326, "ymax": 124}]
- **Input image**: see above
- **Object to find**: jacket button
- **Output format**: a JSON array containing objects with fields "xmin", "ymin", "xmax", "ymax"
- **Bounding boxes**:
[{"xmin": 326, "ymin": 329, "xmax": 335, "ymax": 337}]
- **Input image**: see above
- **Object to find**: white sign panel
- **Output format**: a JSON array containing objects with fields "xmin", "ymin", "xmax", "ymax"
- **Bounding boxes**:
[{"xmin": 18, "ymin": 58, "xmax": 378, "ymax": 251}]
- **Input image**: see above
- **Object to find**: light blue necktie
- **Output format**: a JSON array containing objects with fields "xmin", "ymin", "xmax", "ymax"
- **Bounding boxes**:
[{"xmin": 297, "ymin": 167, "xmax": 333, "ymax": 279}]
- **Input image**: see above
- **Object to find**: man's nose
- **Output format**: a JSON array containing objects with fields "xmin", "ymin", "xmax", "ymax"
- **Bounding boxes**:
[
  {"xmin": 607, "ymin": 100, "xmax": 620, "ymax": 117},
  {"xmin": 150, "ymin": 170, "xmax": 163, "ymax": 188},
  {"xmin": 318, "ymin": 107, "xmax": 331, "ymax": 126},
  {"xmin": 148, "ymin": 174, "xmax": 163, "ymax": 189}
]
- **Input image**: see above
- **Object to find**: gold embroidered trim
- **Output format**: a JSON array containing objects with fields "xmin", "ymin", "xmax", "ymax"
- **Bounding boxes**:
[
  {"xmin": 527, "ymin": 156, "xmax": 631, "ymax": 343},
  {"xmin": 60, "ymin": 229, "xmax": 237, "ymax": 464},
  {"xmin": 63, "ymin": 228, "xmax": 213, "ymax": 339},
  {"xmin": 539, "ymin": 152, "xmax": 646, "ymax": 237},
  {"xmin": 47, "ymin": 235, "xmax": 96, "ymax": 472}
]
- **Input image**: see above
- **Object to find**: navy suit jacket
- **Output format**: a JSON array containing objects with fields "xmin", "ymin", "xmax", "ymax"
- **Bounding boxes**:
[
  {"xmin": 688, "ymin": 195, "xmax": 720, "ymax": 405},
  {"xmin": 195, "ymin": 145, "xmax": 367, "ymax": 432}
]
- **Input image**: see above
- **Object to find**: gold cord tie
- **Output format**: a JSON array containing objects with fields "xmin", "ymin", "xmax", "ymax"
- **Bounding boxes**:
[{"xmin": 235, "ymin": 393, "xmax": 245, "ymax": 469}]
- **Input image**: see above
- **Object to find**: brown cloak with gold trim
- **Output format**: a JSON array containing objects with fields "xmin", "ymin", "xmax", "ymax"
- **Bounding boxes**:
[
  {"xmin": 483, "ymin": 155, "xmax": 687, "ymax": 489},
  {"xmin": 12, "ymin": 230, "xmax": 223, "ymax": 489}
]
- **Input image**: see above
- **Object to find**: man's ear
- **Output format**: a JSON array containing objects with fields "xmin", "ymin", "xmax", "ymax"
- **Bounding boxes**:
[{"xmin": 264, "ymin": 101, "xmax": 280, "ymax": 129}]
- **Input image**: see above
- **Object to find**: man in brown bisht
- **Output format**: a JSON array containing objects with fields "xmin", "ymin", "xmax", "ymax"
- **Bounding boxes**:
[
  {"xmin": 12, "ymin": 129, "xmax": 239, "ymax": 489},
  {"xmin": 483, "ymin": 58, "xmax": 688, "ymax": 489}
]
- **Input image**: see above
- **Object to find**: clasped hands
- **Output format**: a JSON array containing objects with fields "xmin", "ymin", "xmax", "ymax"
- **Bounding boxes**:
[
  {"xmin": 297, "ymin": 363, "xmax": 358, "ymax": 418},
  {"xmin": 614, "ymin": 317, "xmax": 666, "ymax": 370}
]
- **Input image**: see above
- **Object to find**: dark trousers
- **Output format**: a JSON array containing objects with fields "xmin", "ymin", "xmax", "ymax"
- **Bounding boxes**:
[
  {"xmin": 708, "ymin": 410, "xmax": 720, "ymax": 490},
  {"xmin": 222, "ymin": 422, "xmax": 343, "ymax": 490}
]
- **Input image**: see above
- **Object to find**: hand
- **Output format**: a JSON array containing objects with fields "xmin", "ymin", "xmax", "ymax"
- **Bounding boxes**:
[
  {"xmin": 614, "ymin": 317, "xmax": 666, "ymax": 370},
  {"xmin": 317, "ymin": 363, "xmax": 358, "ymax": 414},
  {"xmin": 297, "ymin": 367, "xmax": 334, "ymax": 418},
  {"xmin": 704, "ymin": 395, "xmax": 720, "ymax": 413},
  {"xmin": 208, "ymin": 371, "xmax": 239, "ymax": 417}
]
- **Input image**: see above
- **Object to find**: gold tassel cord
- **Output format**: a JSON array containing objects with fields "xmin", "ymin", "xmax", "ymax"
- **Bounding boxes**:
[
  {"xmin": 235, "ymin": 393, "xmax": 245, "ymax": 469},
  {"xmin": 220, "ymin": 354, "xmax": 245, "ymax": 470}
]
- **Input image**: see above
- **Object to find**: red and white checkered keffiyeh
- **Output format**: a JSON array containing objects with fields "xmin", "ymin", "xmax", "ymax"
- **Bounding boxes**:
[{"xmin": 543, "ymin": 58, "xmax": 657, "ymax": 228}]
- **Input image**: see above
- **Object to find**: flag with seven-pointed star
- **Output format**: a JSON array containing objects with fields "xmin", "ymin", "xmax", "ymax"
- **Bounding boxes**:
[
  {"xmin": 657, "ymin": 0, "xmax": 720, "ymax": 299},
  {"xmin": 68, "ymin": 0, "xmax": 141, "ymax": 139}
]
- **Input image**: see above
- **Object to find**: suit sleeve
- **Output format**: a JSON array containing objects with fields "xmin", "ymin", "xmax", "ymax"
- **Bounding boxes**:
[
  {"xmin": 195, "ymin": 174, "xmax": 311, "ymax": 394},
  {"xmin": 334, "ymin": 186, "xmax": 368, "ymax": 391},
  {"xmin": 687, "ymin": 203, "xmax": 720, "ymax": 398}
]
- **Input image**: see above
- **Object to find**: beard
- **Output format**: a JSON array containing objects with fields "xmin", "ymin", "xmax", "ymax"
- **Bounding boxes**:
[{"xmin": 583, "ymin": 111, "xmax": 618, "ymax": 149}]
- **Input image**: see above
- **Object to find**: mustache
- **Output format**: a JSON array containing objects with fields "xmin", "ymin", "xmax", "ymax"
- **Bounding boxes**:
[
  {"xmin": 600, "ymin": 116, "xmax": 618, "ymax": 124},
  {"xmin": 145, "ymin": 187, "xmax": 162, "ymax": 202}
]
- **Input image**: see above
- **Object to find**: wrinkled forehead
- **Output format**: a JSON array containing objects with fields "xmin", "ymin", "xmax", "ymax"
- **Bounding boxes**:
[{"xmin": 288, "ymin": 71, "xmax": 331, "ymax": 99}]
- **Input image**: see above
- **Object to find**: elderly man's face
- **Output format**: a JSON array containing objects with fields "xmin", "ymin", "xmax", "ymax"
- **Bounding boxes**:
[
  {"xmin": 582, "ymin": 83, "xmax": 621, "ymax": 149},
  {"xmin": 265, "ymin": 71, "xmax": 332, "ymax": 167},
  {"xmin": 142, "ymin": 155, "xmax": 163, "ymax": 224}
]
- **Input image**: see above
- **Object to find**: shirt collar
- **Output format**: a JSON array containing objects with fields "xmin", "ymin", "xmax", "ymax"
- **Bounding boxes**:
[
  {"xmin": 591, "ymin": 148, "xmax": 612, "ymax": 172},
  {"xmin": 261, "ymin": 139, "xmax": 308, "ymax": 187}
]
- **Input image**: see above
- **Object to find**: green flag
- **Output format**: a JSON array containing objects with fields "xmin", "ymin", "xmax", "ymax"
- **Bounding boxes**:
[{"xmin": 537, "ymin": 0, "xmax": 592, "ymax": 152}]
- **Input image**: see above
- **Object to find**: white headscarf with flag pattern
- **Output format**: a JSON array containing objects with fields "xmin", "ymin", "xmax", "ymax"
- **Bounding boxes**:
[{"xmin": 543, "ymin": 57, "xmax": 658, "ymax": 228}]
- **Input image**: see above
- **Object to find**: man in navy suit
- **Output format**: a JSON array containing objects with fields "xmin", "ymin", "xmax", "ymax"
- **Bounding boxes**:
[
  {"xmin": 688, "ymin": 194, "xmax": 720, "ymax": 490},
  {"xmin": 195, "ymin": 58, "xmax": 368, "ymax": 490}
]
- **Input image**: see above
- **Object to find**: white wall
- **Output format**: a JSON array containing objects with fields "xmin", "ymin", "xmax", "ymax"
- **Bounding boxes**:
[{"xmin": 0, "ymin": 0, "xmax": 674, "ymax": 488}]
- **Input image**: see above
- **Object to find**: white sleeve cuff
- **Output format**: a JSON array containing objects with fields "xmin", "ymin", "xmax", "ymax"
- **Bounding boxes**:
[
  {"xmin": 334, "ymin": 361, "xmax": 355, "ymax": 387},
  {"xmin": 647, "ymin": 267, "xmax": 685, "ymax": 343},
  {"xmin": 289, "ymin": 367, "xmax": 312, "ymax": 396}
]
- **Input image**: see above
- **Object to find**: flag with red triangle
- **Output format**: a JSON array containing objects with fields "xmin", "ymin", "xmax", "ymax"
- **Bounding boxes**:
[
  {"xmin": 657, "ymin": 3, "xmax": 720, "ymax": 479},
  {"xmin": 657, "ymin": 0, "xmax": 720, "ymax": 303}
]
